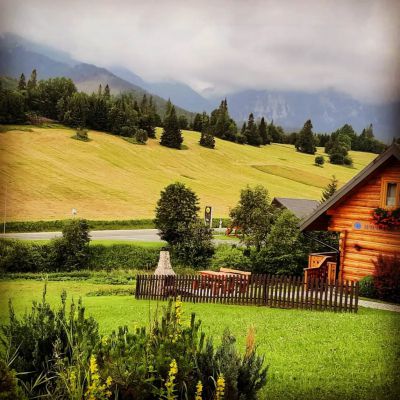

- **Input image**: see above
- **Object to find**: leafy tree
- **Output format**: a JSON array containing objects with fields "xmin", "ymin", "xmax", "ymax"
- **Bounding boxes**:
[
  {"xmin": 49, "ymin": 219, "xmax": 91, "ymax": 270},
  {"xmin": 62, "ymin": 92, "xmax": 90, "ymax": 127},
  {"xmin": 268, "ymin": 121, "xmax": 284, "ymax": 143},
  {"xmin": 154, "ymin": 182, "xmax": 199, "ymax": 245},
  {"xmin": 172, "ymin": 220, "xmax": 214, "ymax": 268},
  {"xmin": 17, "ymin": 73, "xmax": 26, "ymax": 91},
  {"xmin": 230, "ymin": 185, "xmax": 275, "ymax": 251},
  {"xmin": 321, "ymin": 175, "xmax": 339, "ymax": 203},
  {"xmin": 295, "ymin": 119, "xmax": 316, "ymax": 154},
  {"xmin": 244, "ymin": 113, "xmax": 262, "ymax": 146},
  {"xmin": 0, "ymin": 88, "xmax": 26, "ymax": 124},
  {"xmin": 199, "ymin": 116, "xmax": 215, "ymax": 149},
  {"xmin": 258, "ymin": 117, "xmax": 270, "ymax": 145},
  {"xmin": 192, "ymin": 113, "xmax": 204, "ymax": 132},
  {"xmin": 160, "ymin": 100, "xmax": 183, "ymax": 149},
  {"xmin": 135, "ymin": 128, "xmax": 148, "ymax": 144}
]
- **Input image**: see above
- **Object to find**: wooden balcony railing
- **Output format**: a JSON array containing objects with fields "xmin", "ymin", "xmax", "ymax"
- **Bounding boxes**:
[{"xmin": 304, "ymin": 252, "xmax": 337, "ymax": 286}]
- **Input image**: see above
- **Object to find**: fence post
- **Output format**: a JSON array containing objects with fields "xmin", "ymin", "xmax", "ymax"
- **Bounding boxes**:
[{"xmin": 136, "ymin": 275, "xmax": 141, "ymax": 299}]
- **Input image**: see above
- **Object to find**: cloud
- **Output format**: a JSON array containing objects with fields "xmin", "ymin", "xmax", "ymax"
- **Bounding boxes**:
[{"xmin": 1, "ymin": 0, "xmax": 399, "ymax": 103}]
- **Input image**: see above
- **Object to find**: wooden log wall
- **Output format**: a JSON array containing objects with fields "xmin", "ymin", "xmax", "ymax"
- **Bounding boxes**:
[{"xmin": 327, "ymin": 159, "xmax": 400, "ymax": 281}]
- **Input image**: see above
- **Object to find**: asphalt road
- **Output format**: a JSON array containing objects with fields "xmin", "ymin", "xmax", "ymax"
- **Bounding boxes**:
[
  {"xmin": 0, "ymin": 229, "xmax": 163, "ymax": 242},
  {"xmin": 0, "ymin": 228, "xmax": 233, "ymax": 244}
]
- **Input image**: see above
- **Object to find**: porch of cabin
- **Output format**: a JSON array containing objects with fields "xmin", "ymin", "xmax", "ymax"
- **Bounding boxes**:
[{"xmin": 304, "ymin": 252, "xmax": 338, "ymax": 285}]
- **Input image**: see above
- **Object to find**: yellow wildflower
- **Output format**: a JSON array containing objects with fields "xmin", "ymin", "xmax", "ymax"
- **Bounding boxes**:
[
  {"xmin": 165, "ymin": 359, "xmax": 178, "ymax": 400},
  {"xmin": 216, "ymin": 374, "xmax": 225, "ymax": 400},
  {"xmin": 195, "ymin": 380, "xmax": 203, "ymax": 400}
]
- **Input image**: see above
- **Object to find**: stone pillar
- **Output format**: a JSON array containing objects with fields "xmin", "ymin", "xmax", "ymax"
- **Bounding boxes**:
[{"xmin": 154, "ymin": 251, "xmax": 175, "ymax": 276}]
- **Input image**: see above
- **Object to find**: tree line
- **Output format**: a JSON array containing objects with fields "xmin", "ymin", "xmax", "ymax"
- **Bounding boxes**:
[{"xmin": 0, "ymin": 69, "xmax": 387, "ymax": 155}]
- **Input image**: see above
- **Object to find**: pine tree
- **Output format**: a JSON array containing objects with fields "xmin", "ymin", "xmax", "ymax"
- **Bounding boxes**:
[
  {"xmin": 18, "ymin": 73, "xmax": 26, "ymax": 91},
  {"xmin": 199, "ymin": 117, "xmax": 215, "ymax": 149},
  {"xmin": 27, "ymin": 69, "xmax": 37, "ymax": 91},
  {"xmin": 295, "ymin": 119, "xmax": 316, "ymax": 154},
  {"xmin": 97, "ymin": 84, "xmax": 102, "ymax": 96},
  {"xmin": 160, "ymin": 100, "xmax": 183, "ymax": 149},
  {"xmin": 104, "ymin": 84, "xmax": 111, "ymax": 99},
  {"xmin": 321, "ymin": 175, "xmax": 338, "ymax": 203},
  {"xmin": 244, "ymin": 113, "xmax": 262, "ymax": 146},
  {"xmin": 258, "ymin": 117, "xmax": 270, "ymax": 145}
]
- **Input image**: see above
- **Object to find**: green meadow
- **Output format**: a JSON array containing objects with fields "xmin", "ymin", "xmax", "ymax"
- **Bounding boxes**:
[
  {"xmin": 0, "ymin": 278, "xmax": 398, "ymax": 400},
  {"xmin": 0, "ymin": 125, "xmax": 375, "ymax": 221}
]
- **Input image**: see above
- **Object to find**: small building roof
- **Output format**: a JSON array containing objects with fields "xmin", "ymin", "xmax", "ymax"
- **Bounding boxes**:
[
  {"xmin": 300, "ymin": 143, "xmax": 400, "ymax": 232},
  {"xmin": 272, "ymin": 197, "xmax": 320, "ymax": 219}
]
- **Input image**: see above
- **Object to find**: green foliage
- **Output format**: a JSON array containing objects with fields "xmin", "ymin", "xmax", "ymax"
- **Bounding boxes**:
[
  {"xmin": 178, "ymin": 114, "xmax": 189, "ymax": 129},
  {"xmin": 211, "ymin": 245, "xmax": 252, "ymax": 271},
  {"xmin": 295, "ymin": 119, "xmax": 316, "ymax": 154},
  {"xmin": 0, "ymin": 359, "xmax": 26, "ymax": 400},
  {"xmin": 155, "ymin": 182, "xmax": 200, "ymax": 245},
  {"xmin": 3, "ymin": 218, "xmax": 156, "ymax": 233},
  {"xmin": 320, "ymin": 175, "xmax": 338, "ymax": 203},
  {"xmin": 208, "ymin": 99, "xmax": 238, "ymax": 142},
  {"xmin": 267, "ymin": 121, "xmax": 285, "ymax": 143},
  {"xmin": 0, "ymin": 87, "xmax": 26, "ymax": 124},
  {"xmin": 72, "ymin": 127, "xmax": 90, "ymax": 141},
  {"xmin": 172, "ymin": 220, "xmax": 214, "ymax": 269},
  {"xmin": 358, "ymin": 276, "xmax": 377, "ymax": 299},
  {"xmin": 230, "ymin": 185, "xmax": 275, "ymax": 251},
  {"xmin": 160, "ymin": 100, "xmax": 183, "ymax": 149},
  {"xmin": 244, "ymin": 113, "xmax": 262, "ymax": 146},
  {"xmin": 258, "ymin": 117, "xmax": 270, "ymax": 145},
  {"xmin": 251, "ymin": 210, "xmax": 306, "ymax": 275},
  {"xmin": 0, "ymin": 286, "xmax": 99, "ymax": 396},
  {"xmin": 199, "ymin": 115, "xmax": 215, "ymax": 149},
  {"xmin": 135, "ymin": 128, "xmax": 148, "ymax": 144},
  {"xmin": 49, "ymin": 219, "xmax": 90, "ymax": 271},
  {"xmin": 314, "ymin": 155, "xmax": 325, "ymax": 166}
]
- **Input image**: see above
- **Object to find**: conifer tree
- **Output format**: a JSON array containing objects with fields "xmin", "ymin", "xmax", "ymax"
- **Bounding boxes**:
[
  {"xmin": 97, "ymin": 84, "xmax": 102, "ymax": 96},
  {"xmin": 18, "ymin": 73, "xmax": 26, "ymax": 91},
  {"xmin": 244, "ymin": 113, "xmax": 262, "ymax": 146},
  {"xmin": 160, "ymin": 100, "xmax": 183, "ymax": 149},
  {"xmin": 295, "ymin": 119, "xmax": 316, "ymax": 154},
  {"xmin": 104, "ymin": 84, "xmax": 111, "ymax": 99},
  {"xmin": 27, "ymin": 69, "xmax": 37, "ymax": 91},
  {"xmin": 199, "ymin": 117, "xmax": 215, "ymax": 149},
  {"xmin": 321, "ymin": 175, "xmax": 338, "ymax": 203},
  {"xmin": 258, "ymin": 117, "xmax": 270, "ymax": 144}
]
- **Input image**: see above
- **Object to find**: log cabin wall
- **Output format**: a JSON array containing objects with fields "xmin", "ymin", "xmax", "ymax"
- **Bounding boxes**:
[{"xmin": 327, "ymin": 159, "xmax": 400, "ymax": 282}]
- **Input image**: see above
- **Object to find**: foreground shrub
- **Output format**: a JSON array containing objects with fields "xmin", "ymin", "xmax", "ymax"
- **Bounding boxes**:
[
  {"xmin": 0, "ymin": 359, "xmax": 25, "ymax": 400},
  {"xmin": 1, "ymin": 292, "xmax": 268, "ymax": 399},
  {"xmin": 358, "ymin": 276, "xmax": 377, "ymax": 299},
  {"xmin": 373, "ymin": 253, "xmax": 400, "ymax": 303}
]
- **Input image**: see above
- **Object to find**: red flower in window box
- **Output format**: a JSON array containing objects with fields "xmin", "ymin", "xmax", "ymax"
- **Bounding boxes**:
[{"xmin": 372, "ymin": 207, "xmax": 400, "ymax": 228}]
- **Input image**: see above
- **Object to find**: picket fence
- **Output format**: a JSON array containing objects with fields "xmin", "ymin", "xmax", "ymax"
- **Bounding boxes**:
[{"xmin": 135, "ymin": 274, "xmax": 359, "ymax": 312}]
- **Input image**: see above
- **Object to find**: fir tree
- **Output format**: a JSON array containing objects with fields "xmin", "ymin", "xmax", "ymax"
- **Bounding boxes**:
[
  {"xmin": 321, "ymin": 175, "xmax": 338, "ymax": 203},
  {"xmin": 18, "ymin": 73, "xmax": 26, "ymax": 91},
  {"xmin": 27, "ymin": 69, "xmax": 37, "ymax": 91},
  {"xmin": 295, "ymin": 119, "xmax": 316, "ymax": 154},
  {"xmin": 258, "ymin": 117, "xmax": 270, "ymax": 144},
  {"xmin": 160, "ymin": 100, "xmax": 183, "ymax": 149},
  {"xmin": 199, "ymin": 117, "xmax": 215, "ymax": 149},
  {"xmin": 97, "ymin": 84, "xmax": 102, "ymax": 96},
  {"xmin": 244, "ymin": 113, "xmax": 262, "ymax": 146},
  {"xmin": 104, "ymin": 84, "xmax": 111, "ymax": 99}
]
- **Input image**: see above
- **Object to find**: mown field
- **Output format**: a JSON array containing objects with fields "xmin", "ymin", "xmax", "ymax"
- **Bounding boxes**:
[
  {"xmin": 0, "ymin": 125, "xmax": 375, "ymax": 221},
  {"xmin": 0, "ymin": 278, "xmax": 399, "ymax": 400}
]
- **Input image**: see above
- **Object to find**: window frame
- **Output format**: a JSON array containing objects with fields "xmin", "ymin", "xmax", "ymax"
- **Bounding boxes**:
[{"xmin": 380, "ymin": 179, "xmax": 400, "ymax": 209}]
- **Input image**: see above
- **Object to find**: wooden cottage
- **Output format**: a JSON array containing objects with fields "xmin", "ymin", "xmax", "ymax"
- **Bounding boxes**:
[{"xmin": 300, "ymin": 143, "xmax": 400, "ymax": 283}]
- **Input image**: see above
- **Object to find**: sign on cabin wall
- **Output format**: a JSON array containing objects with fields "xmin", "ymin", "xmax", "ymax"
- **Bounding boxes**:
[{"xmin": 352, "ymin": 221, "xmax": 400, "ymax": 232}]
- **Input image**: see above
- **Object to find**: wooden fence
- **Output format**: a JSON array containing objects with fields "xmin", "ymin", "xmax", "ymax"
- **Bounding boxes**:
[{"xmin": 135, "ymin": 274, "xmax": 359, "ymax": 313}]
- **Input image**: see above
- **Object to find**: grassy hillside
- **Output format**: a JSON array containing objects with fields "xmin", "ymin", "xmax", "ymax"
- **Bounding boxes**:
[{"xmin": 0, "ymin": 125, "xmax": 376, "ymax": 221}]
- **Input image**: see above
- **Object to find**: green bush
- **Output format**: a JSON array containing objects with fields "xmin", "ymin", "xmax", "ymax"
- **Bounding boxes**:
[
  {"xmin": 211, "ymin": 245, "xmax": 252, "ymax": 271},
  {"xmin": 314, "ymin": 155, "xmax": 325, "ymax": 166},
  {"xmin": 358, "ymin": 276, "xmax": 377, "ymax": 298},
  {"xmin": 88, "ymin": 244, "xmax": 159, "ymax": 270},
  {"xmin": 0, "ymin": 239, "xmax": 49, "ymax": 273},
  {"xmin": 0, "ymin": 359, "xmax": 25, "ymax": 400},
  {"xmin": 1, "ymin": 292, "xmax": 268, "ymax": 399}
]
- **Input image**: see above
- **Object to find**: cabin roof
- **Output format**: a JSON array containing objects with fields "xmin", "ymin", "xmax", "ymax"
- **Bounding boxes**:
[
  {"xmin": 300, "ymin": 143, "xmax": 400, "ymax": 232},
  {"xmin": 272, "ymin": 197, "xmax": 320, "ymax": 219}
]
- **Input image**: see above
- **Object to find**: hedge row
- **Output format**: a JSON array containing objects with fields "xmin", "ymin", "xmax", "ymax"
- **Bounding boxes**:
[{"xmin": 4, "ymin": 218, "xmax": 231, "ymax": 233}]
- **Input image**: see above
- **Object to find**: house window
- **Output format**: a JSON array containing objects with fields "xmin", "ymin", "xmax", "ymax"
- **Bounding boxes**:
[{"xmin": 381, "ymin": 180, "xmax": 400, "ymax": 208}]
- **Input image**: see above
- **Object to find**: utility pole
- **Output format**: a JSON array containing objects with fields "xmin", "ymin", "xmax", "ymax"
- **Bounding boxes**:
[{"xmin": 3, "ymin": 181, "xmax": 7, "ymax": 234}]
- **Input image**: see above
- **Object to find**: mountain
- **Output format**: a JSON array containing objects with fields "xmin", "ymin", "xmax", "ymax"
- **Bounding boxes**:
[
  {"xmin": 109, "ymin": 65, "xmax": 212, "ymax": 113},
  {"xmin": 0, "ymin": 33, "xmax": 194, "ymax": 119},
  {"xmin": 223, "ymin": 89, "xmax": 400, "ymax": 143}
]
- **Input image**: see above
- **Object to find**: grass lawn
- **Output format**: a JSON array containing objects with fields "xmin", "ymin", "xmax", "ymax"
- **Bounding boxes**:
[
  {"xmin": 0, "ymin": 125, "xmax": 375, "ymax": 221},
  {"xmin": 0, "ymin": 278, "xmax": 398, "ymax": 400}
]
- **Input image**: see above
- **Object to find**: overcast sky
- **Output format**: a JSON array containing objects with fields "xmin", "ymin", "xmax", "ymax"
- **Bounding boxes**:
[{"xmin": 1, "ymin": 0, "xmax": 399, "ymax": 104}]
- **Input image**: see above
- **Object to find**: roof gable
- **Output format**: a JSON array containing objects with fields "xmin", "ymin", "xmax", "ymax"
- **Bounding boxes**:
[
  {"xmin": 300, "ymin": 143, "xmax": 400, "ymax": 231},
  {"xmin": 272, "ymin": 197, "xmax": 319, "ymax": 219}
]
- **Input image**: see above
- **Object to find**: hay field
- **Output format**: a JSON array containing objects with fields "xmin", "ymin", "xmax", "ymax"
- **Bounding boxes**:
[{"xmin": 0, "ymin": 126, "xmax": 375, "ymax": 221}]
